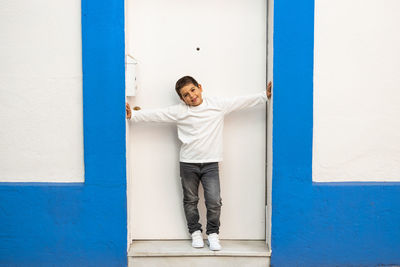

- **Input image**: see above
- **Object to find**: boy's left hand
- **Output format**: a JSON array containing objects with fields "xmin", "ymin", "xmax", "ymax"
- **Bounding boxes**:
[{"xmin": 267, "ymin": 81, "xmax": 272, "ymax": 99}]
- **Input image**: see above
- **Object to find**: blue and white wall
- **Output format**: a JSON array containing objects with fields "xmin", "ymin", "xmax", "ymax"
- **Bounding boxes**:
[
  {"xmin": 272, "ymin": 0, "xmax": 400, "ymax": 266},
  {"xmin": 1, "ymin": 0, "xmax": 400, "ymax": 266},
  {"xmin": 0, "ymin": 0, "xmax": 127, "ymax": 266}
]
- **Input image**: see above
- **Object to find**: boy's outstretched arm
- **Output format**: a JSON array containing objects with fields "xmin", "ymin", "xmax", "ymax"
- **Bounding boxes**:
[
  {"xmin": 267, "ymin": 81, "xmax": 272, "ymax": 99},
  {"xmin": 126, "ymin": 102, "xmax": 179, "ymax": 123},
  {"xmin": 221, "ymin": 82, "xmax": 271, "ymax": 114}
]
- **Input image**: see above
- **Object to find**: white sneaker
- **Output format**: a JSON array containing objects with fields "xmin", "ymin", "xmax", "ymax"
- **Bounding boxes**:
[
  {"xmin": 191, "ymin": 230, "xmax": 204, "ymax": 248},
  {"xmin": 207, "ymin": 233, "xmax": 222, "ymax": 251}
]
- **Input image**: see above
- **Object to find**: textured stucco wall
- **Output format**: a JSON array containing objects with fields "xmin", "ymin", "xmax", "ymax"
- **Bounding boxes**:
[
  {"xmin": 271, "ymin": 0, "xmax": 400, "ymax": 266},
  {"xmin": 0, "ymin": 0, "xmax": 127, "ymax": 266},
  {"xmin": 313, "ymin": 0, "xmax": 400, "ymax": 182},
  {"xmin": 0, "ymin": 0, "xmax": 84, "ymax": 182}
]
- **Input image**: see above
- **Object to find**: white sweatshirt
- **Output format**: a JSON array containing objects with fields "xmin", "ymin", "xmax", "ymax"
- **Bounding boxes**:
[{"xmin": 130, "ymin": 91, "xmax": 267, "ymax": 163}]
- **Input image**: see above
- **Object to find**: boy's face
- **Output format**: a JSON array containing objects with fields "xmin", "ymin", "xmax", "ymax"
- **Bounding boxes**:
[{"xmin": 179, "ymin": 83, "xmax": 203, "ymax": 106}]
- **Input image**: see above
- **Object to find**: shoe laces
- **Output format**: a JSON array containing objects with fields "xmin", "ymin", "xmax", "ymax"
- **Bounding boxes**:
[
  {"xmin": 192, "ymin": 231, "xmax": 202, "ymax": 238},
  {"xmin": 208, "ymin": 233, "xmax": 219, "ymax": 242}
]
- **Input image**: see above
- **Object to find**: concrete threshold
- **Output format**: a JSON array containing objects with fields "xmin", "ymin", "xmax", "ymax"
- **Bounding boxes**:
[{"xmin": 128, "ymin": 240, "xmax": 271, "ymax": 257}]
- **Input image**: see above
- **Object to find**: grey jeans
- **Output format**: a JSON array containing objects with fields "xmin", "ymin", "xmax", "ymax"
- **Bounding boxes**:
[{"xmin": 180, "ymin": 162, "xmax": 222, "ymax": 235}]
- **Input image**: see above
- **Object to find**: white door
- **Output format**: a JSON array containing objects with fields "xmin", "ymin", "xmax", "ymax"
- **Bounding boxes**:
[{"xmin": 126, "ymin": 0, "xmax": 267, "ymax": 240}]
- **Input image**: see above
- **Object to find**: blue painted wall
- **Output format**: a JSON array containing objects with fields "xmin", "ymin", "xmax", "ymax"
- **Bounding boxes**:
[
  {"xmin": 271, "ymin": 0, "xmax": 400, "ymax": 266},
  {"xmin": 0, "ymin": 0, "xmax": 127, "ymax": 266}
]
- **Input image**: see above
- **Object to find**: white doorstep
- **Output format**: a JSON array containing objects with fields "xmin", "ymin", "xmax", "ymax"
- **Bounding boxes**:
[{"xmin": 128, "ymin": 240, "xmax": 271, "ymax": 267}]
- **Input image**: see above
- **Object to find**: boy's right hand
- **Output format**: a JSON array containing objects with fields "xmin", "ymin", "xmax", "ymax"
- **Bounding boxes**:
[
  {"xmin": 126, "ymin": 103, "xmax": 132, "ymax": 119},
  {"xmin": 126, "ymin": 103, "xmax": 141, "ymax": 120}
]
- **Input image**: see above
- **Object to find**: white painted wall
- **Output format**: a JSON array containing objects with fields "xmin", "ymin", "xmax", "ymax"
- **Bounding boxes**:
[
  {"xmin": 313, "ymin": 0, "xmax": 400, "ymax": 182},
  {"xmin": 0, "ymin": 0, "xmax": 84, "ymax": 182},
  {"xmin": 126, "ymin": 0, "xmax": 267, "ymax": 239}
]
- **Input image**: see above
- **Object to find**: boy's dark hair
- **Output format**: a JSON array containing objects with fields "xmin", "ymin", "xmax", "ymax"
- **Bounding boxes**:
[{"xmin": 175, "ymin": 76, "xmax": 199, "ymax": 98}]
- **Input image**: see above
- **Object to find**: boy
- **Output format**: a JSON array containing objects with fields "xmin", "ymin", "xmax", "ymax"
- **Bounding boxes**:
[{"xmin": 126, "ymin": 76, "xmax": 271, "ymax": 251}]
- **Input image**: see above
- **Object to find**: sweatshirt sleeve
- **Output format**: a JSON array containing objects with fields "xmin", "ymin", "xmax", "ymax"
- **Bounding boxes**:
[
  {"xmin": 220, "ymin": 91, "xmax": 267, "ymax": 115},
  {"xmin": 130, "ymin": 105, "xmax": 180, "ymax": 123}
]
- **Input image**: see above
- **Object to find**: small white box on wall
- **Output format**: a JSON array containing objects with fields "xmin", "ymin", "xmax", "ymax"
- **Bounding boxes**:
[{"xmin": 125, "ymin": 54, "xmax": 138, "ymax": 96}]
